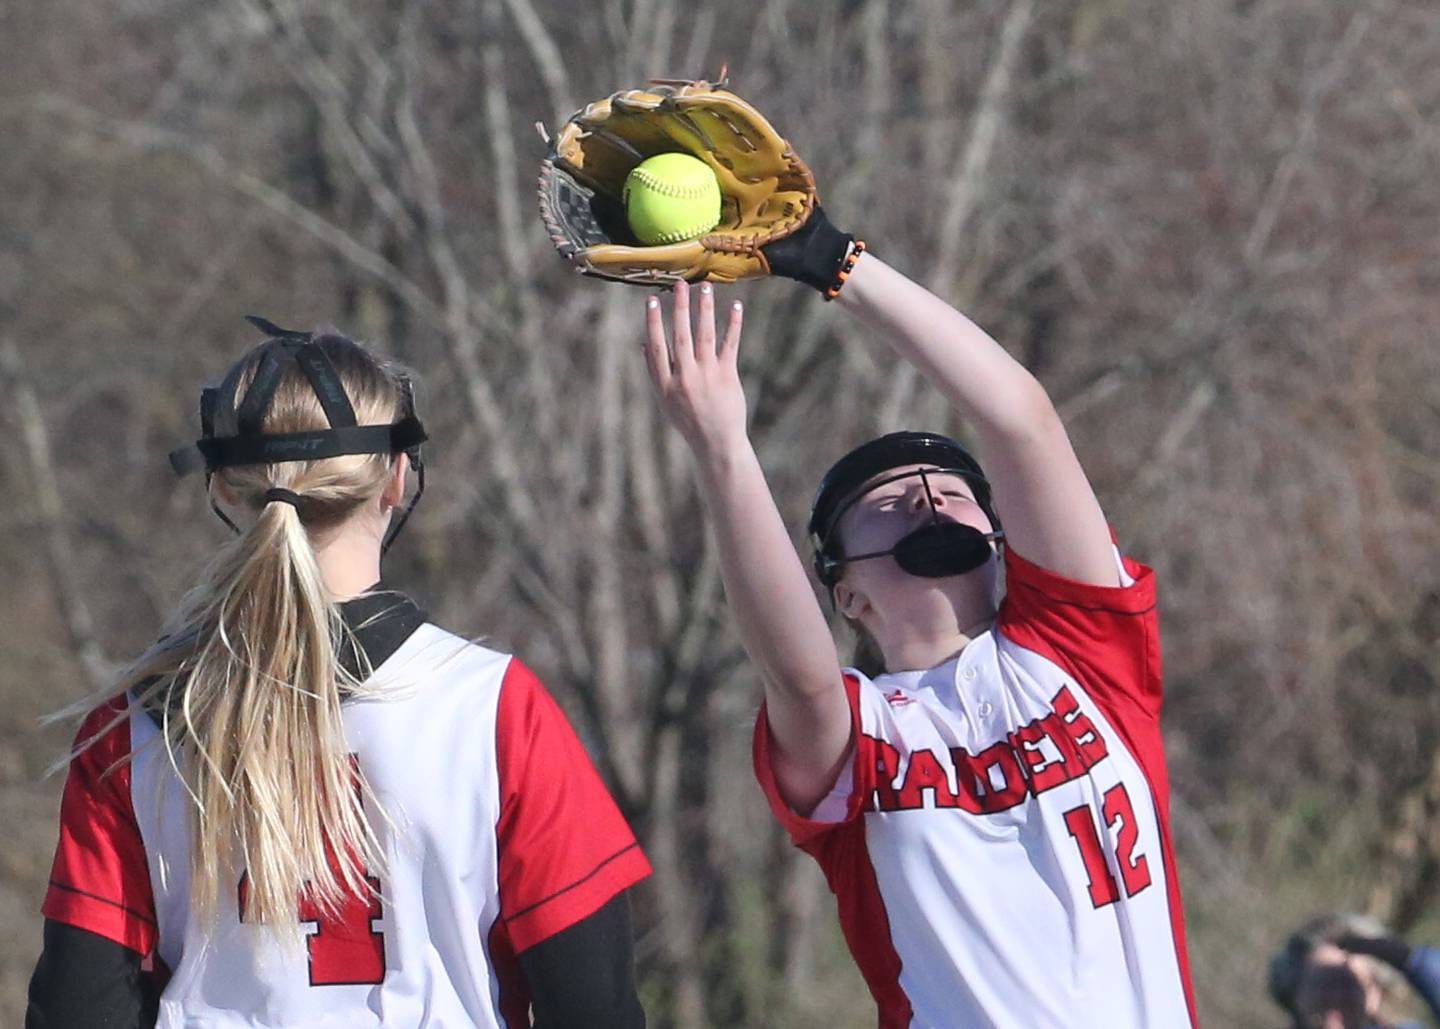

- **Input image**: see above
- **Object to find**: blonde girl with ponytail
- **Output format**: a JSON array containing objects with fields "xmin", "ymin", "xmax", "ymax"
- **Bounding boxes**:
[{"xmin": 28, "ymin": 321, "xmax": 651, "ymax": 1029}]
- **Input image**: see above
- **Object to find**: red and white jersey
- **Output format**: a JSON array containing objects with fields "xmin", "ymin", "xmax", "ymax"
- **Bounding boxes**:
[
  {"xmin": 754, "ymin": 547, "xmax": 1196, "ymax": 1029},
  {"xmin": 43, "ymin": 618, "xmax": 651, "ymax": 1028}
]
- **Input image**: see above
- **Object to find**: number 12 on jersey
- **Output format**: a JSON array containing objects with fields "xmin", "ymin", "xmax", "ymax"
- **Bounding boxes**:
[{"xmin": 1062, "ymin": 781, "xmax": 1153, "ymax": 908}]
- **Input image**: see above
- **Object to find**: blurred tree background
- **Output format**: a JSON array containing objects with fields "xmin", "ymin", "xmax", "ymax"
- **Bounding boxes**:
[{"xmin": 2, "ymin": 0, "xmax": 1438, "ymax": 1025}]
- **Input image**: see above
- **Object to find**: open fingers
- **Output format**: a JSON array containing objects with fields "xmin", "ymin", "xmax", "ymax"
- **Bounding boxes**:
[
  {"xmin": 642, "ymin": 294, "xmax": 672, "ymax": 393},
  {"xmin": 718, "ymin": 297, "xmax": 744, "ymax": 368},
  {"xmin": 670, "ymin": 280, "xmax": 696, "ymax": 374},
  {"xmin": 694, "ymin": 282, "xmax": 717, "ymax": 362}
]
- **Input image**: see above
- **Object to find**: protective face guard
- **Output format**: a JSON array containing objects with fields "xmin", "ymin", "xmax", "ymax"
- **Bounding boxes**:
[
  {"xmin": 167, "ymin": 316, "xmax": 429, "ymax": 553},
  {"xmin": 812, "ymin": 467, "xmax": 1004, "ymax": 582}
]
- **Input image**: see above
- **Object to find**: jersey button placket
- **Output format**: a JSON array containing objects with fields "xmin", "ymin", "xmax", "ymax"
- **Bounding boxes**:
[{"xmin": 959, "ymin": 666, "xmax": 995, "ymax": 718}]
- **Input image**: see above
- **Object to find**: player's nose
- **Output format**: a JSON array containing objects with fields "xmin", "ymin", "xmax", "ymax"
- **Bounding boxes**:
[{"xmin": 911, "ymin": 485, "xmax": 944, "ymax": 512}]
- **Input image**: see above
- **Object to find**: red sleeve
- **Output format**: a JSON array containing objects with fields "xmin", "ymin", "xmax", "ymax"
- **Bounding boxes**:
[
  {"xmin": 997, "ymin": 542, "xmax": 1163, "ymax": 726},
  {"xmin": 41, "ymin": 699, "xmax": 157, "ymax": 955},
  {"xmin": 752, "ymin": 673, "xmax": 871, "ymax": 847},
  {"xmin": 493, "ymin": 660, "xmax": 651, "ymax": 954}
]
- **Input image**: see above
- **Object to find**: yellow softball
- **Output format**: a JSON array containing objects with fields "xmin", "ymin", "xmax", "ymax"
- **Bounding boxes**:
[{"xmin": 623, "ymin": 153, "xmax": 722, "ymax": 246}]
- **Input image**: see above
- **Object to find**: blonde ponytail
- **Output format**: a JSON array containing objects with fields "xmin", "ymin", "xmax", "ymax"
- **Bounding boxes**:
[{"xmin": 72, "ymin": 331, "xmax": 413, "ymax": 933}]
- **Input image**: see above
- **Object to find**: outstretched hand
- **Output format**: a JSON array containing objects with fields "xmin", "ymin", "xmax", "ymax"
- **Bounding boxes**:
[{"xmin": 641, "ymin": 281, "xmax": 747, "ymax": 455}]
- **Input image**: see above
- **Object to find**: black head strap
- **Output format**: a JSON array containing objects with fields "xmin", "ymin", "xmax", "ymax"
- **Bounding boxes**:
[
  {"xmin": 189, "ymin": 420, "xmax": 426, "ymax": 470},
  {"xmin": 293, "ymin": 343, "xmax": 358, "ymax": 429},
  {"xmin": 243, "ymin": 315, "xmax": 307, "ymax": 340},
  {"xmin": 236, "ymin": 347, "xmax": 292, "ymax": 434},
  {"xmin": 235, "ymin": 338, "xmax": 357, "ymax": 438},
  {"xmin": 167, "ymin": 316, "xmax": 429, "ymax": 552}
]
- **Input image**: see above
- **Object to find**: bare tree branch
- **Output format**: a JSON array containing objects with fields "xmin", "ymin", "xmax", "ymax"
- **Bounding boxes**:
[
  {"xmin": 1243, "ymin": 9, "xmax": 1373, "ymax": 265},
  {"xmin": 0, "ymin": 336, "xmax": 113, "ymax": 690},
  {"xmin": 227, "ymin": 0, "xmax": 420, "ymax": 243},
  {"xmin": 501, "ymin": 0, "xmax": 574, "ymax": 123},
  {"xmin": 878, "ymin": 0, "xmax": 1034, "ymax": 429},
  {"xmin": 480, "ymin": 0, "xmax": 530, "ymax": 286},
  {"xmin": 29, "ymin": 94, "xmax": 452, "ymax": 330}
]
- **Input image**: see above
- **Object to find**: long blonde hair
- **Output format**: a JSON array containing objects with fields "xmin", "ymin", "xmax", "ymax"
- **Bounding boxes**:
[{"xmin": 77, "ymin": 329, "xmax": 414, "ymax": 932}]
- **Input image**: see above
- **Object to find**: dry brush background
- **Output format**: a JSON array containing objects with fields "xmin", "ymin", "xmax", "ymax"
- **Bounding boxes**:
[{"xmin": 1, "ymin": 0, "xmax": 1438, "ymax": 1026}]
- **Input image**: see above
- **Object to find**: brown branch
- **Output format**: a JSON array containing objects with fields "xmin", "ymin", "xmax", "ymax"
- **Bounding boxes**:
[
  {"xmin": 0, "ymin": 335, "xmax": 112, "ymax": 690},
  {"xmin": 877, "ymin": 0, "xmax": 1034, "ymax": 429},
  {"xmin": 481, "ymin": 0, "xmax": 531, "ymax": 285},
  {"xmin": 501, "ymin": 0, "xmax": 574, "ymax": 124},
  {"xmin": 29, "ymin": 94, "xmax": 451, "ymax": 332},
  {"xmin": 582, "ymin": 291, "xmax": 644, "ymax": 796},
  {"xmin": 1243, "ymin": 10, "xmax": 1372, "ymax": 265},
  {"xmin": 228, "ymin": 0, "xmax": 420, "ymax": 243}
]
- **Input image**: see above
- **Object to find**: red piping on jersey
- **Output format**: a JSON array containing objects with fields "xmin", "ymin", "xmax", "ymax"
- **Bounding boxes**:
[
  {"xmin": 493, "ymin": 658, "xmax": 652, "ymax": 954},
  {"xmin": 755, "ymin": 675, "xmax": 914, "ymax": 1028},
  {"xmin": 996, "ymin": 546, "xmax": 1198, "ymax": 1028},
  {"xmin": 502, "ymin": 842, "xmax": 643, "ymax": 924},
  {"xmin": 487, "ymin": 915, "xmax": 531, "ymax": 1028},
  {"xmin": 825, "ymin": 821, "xmax": 915, "ymax": 1029},
  {"xmin": 42, "ymin": 698, "xmax": 158, "ymax": 956},
  {"xmin": 44, "ymin": 879, "xmax": 158, "ymax": 927}
]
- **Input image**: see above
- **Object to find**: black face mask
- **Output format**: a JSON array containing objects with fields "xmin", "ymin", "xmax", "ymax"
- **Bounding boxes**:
[
  {"xmin": 883, "ymin": 521, "xmax": 1001, "ymax": 578},
  {"xmin": 822, "ymin": 468, "xmax": 1004, "ymax": 580}
]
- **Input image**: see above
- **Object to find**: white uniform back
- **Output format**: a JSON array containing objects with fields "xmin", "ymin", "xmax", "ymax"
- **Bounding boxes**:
[{"xmin": 44, "ymin": 619, "xmax": 650, "ymax": 1028}]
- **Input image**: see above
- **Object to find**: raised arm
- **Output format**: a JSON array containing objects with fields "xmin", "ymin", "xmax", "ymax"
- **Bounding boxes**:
[
  {"xmin": 835, "ymin": 253, "xmax": 1119, "ymax": 587},
  {"xmin": 641, "ymin": 282, "xmax": 852, "ymax": 815}
]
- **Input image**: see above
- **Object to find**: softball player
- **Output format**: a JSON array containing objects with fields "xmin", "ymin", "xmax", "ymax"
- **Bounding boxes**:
[
  {"xmin": 27, "ymin": 322, "xmax": 650, "ymax": 1028},
  {"xmin": 640, "ymin": 212, "xmax": 1196, "ymax": 1028}
]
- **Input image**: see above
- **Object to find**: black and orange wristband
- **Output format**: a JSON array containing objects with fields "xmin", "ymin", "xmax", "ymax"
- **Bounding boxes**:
[{"xmin": 823, "ymin": 240, "xmax": 867, "ymax": 301}]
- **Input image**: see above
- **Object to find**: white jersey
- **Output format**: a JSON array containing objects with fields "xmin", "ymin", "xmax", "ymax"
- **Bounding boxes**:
[
  {"xmin": 754, "ymin": 547, "xmax": 1195, "ymax": 1029},
  {"xmin": 44, "ymin": 604, "xmax": 650, "ymax": 1028}
]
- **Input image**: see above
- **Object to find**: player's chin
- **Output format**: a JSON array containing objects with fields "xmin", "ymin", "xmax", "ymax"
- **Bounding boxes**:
[{"xmin": 935, "ymin": 556, "xmax": 1000, "ymax": 602}]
